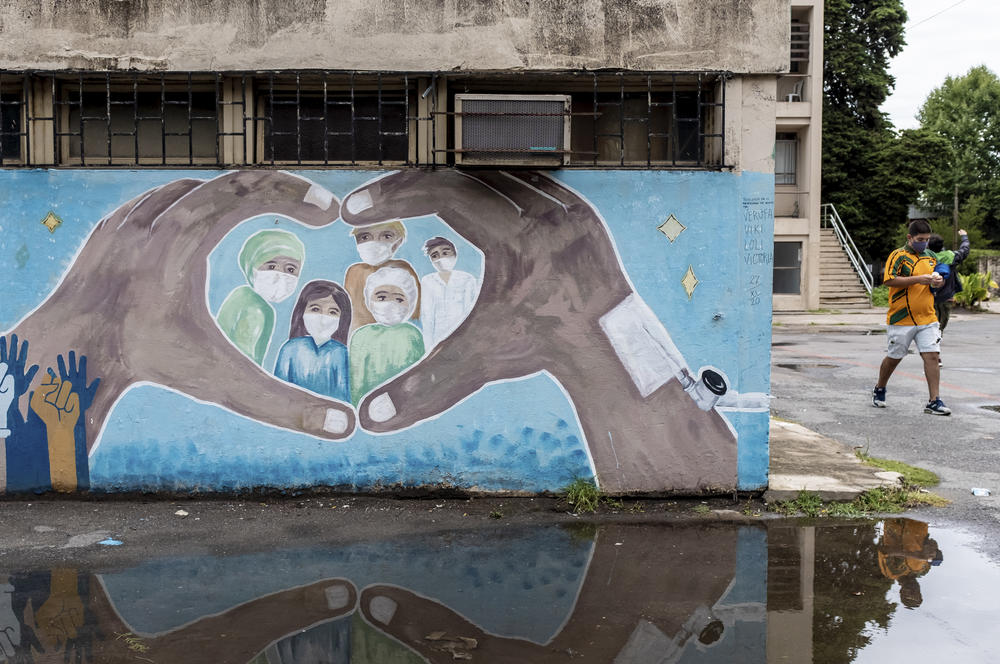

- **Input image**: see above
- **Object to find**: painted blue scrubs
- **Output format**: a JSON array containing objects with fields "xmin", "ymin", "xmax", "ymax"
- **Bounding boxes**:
[{"xmin": 273, "ymin": 337, "xmax": 350, "ymax": 402}]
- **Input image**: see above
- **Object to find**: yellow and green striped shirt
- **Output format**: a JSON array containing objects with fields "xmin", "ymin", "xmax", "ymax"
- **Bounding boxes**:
[{"xmin": 884, "ymin": 246, "xmax": 937, "ymax": 326}]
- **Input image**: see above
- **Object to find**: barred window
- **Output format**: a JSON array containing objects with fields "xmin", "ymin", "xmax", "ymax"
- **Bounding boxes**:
[
  {"xmin": 0, "ymin": 74, "xmax": 25, "ymax": 163},
  {"xmin": 255, "ymin": 74, "xmax": 412, "ymax": 164},
  {"xmin": 55, "ymin": 74, "xmax": 219, "ymax": 165},
  {"xmin": 2, "ymin": 70, "xmax": 728, "ymax": 169}
]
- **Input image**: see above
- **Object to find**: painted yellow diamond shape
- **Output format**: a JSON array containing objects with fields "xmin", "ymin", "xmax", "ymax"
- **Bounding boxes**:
[
  {"xmin": 657, "ymin": 214, "xmax": 686, "ymax": 243},
  {"xmin": 681, "ymin": 265, "xmax": 699, "ymax": 299},
  {"xmin": 41, "ymin": 211, "xmax": 63, "ymax": 233}
]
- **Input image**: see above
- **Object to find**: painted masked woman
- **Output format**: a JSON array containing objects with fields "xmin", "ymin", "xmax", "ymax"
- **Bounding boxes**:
[
  {"xmin": 273, "ymin": 280, "xmax": 352, "ymax": 402},
  {"xmin": 216, "ymin": 229, "xmax": 305, "ymax": 365},
  {"xmin": 349, "ymin": 267, "xmax": 425, "ymax": 406}
]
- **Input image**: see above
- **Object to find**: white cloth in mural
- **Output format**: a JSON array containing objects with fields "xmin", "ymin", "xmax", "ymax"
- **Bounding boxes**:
[{"xmin": 419, "ymin": 270, "xmax": 479, "ymax": 348}]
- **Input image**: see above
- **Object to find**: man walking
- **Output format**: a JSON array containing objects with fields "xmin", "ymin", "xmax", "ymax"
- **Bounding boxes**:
[{"xmin": 872, "ymin": 220, "xmax": 950, "ymax": 415}]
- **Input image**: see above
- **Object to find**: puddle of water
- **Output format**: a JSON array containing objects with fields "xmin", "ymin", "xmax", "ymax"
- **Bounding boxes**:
[
  {"xmin": 979, "ymin": 405, "xmax": 1000, "ymax": 413},
  {"xmin": 775, "ymin": 362, "xmax": 840, "ymax": 371},
  {"xmin": 2, "ymin": 519, "xmax": 997, "ymax": 663}
]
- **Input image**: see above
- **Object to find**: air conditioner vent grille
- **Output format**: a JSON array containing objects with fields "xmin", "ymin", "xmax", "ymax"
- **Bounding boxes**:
[{"xmin": 456, "ymin": 95, "xmax": 570, "ymax": 166}]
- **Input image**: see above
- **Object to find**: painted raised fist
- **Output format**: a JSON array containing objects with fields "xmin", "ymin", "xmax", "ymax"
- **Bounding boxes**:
[{"xmin": 9, "ymin": 172, "xmax": 355, "ymax": 448}]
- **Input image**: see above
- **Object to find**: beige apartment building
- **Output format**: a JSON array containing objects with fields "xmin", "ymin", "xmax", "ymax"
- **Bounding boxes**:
[{"xmin": 773, "ymin": 0, "xmax": 824, "ymax": 311}]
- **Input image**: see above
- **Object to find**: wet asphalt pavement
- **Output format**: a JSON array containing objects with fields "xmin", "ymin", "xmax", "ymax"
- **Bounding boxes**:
[{"xmin": 770, "ymin": 310, "xmax": 1000, "ymax": 563}]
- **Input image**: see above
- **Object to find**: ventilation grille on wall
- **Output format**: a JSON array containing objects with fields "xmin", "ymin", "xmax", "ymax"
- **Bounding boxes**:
[{"xmin": 455, "ymin": 94, "xmax": 571, "ymax": 166}]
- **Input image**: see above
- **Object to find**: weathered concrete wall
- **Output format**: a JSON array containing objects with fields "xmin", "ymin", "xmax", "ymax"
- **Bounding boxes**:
[
  {"xmin": 0, "ymin": 0, "xmax": 789, "ymax": 72},
  {"xmin": 0, "ymin": 168, "xmax": 773, "ymax": 496}
]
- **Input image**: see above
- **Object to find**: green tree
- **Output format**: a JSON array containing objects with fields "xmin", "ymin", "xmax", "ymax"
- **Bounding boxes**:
[
  {"xmin": 821, "ymin": 1, "xmax": 941, "ymax": 260},
  {"xmin": 918, "ymin": 66, "xmax": 1000, "ymax": 246}
]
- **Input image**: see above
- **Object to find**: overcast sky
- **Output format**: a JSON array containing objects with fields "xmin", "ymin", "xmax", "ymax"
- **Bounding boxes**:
[{"xmin": 882, "ymin": 0, "xmax": 999, "ymax": 129}]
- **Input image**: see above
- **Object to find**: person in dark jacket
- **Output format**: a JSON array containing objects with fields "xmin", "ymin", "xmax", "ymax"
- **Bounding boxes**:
[{"xmin": 928, "ymin": 229, "xmax": 971, "ymax": 333}]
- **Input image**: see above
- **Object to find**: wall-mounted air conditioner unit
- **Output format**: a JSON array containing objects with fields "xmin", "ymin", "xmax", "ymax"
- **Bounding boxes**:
[{"xmin": 455, "ymin": 94, "xmax": 571, "ymax": 167}]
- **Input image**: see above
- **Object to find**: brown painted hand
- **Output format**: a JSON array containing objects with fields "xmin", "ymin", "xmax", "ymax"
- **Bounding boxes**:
[
  {"xmin": 86, "ymin": 576, "xmax": 358, "ymax": 664},
  {"xmin": 341, "ymin": 170, "xmax": 736, "ymax": 492},
  {"xmin": 357, "ymin": 524, "xmax": 738, "ymax": 663},
  {"xmin": 11, "ymin": 171, "xmax": 355, "ymax": 448}
]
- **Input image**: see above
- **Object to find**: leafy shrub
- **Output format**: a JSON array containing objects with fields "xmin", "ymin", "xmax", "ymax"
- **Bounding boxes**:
[
  {"xmin": 954, "ymin": 272, "xmax": 998, "ymax": 309},
  {"xmin": 870, "ymin": 284, "xmax": 889, "ymax": 307}
]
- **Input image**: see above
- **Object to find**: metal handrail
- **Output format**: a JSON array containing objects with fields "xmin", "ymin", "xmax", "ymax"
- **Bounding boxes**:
[{"xmin": 820, "ymin": 203, "xmax": 873, "ymax": 295}]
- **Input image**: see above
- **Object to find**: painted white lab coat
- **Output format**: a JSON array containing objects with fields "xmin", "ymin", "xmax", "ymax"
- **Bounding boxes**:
[{"xmin": 419, "ymin": 270, "xmax": 479, "ymax": 348}]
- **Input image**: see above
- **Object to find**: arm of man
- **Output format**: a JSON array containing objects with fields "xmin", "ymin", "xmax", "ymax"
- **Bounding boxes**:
[
  {"xmin": 884, "ymin": 273, "xmax": 942, "ymax": 288},
  {"xmin": 954, "ymin": 230, "xmax": 971, "ymax": 263}
]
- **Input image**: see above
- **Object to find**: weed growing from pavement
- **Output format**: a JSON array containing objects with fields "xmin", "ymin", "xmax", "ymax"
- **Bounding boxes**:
[
  {"xmin": 560, "ymin": 478, "xmax": 602, "ymax": 513},
  {"xmin": 559, "ymin": 478, "xmax": 640, "ymax": 514},
  {"xmin": 771, "ymin": 486, "xmax": 949, "ymax": 518},
  {"xmin": 855, "ymin": 449, "xmax": 940, "ymax": 487},
  {"xmin": 692, "ymin": 503, "xmax": 711, "ymax": 515}
]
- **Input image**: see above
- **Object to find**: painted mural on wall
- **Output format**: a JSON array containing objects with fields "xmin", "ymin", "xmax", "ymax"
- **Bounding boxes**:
[{"xmin": 0, "ymin": 168, "xmax": 772, "ymax": 494}]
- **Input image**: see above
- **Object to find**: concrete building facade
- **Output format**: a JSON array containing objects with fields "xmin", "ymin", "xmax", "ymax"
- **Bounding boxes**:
[
  {"xmin": 773, "ymin": 0, "xmax": 824, "ymax": 311},
  {"xmin": 0, "ymin": 0, "xmax": 785, "ymax": 496}
]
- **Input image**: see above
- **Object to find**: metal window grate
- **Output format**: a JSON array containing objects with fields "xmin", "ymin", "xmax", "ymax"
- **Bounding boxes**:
[
  {"xmin": 0, "ymin": 69, "xmax": 728, "ymax": 170},
  {"xmin": 0, "ymin": 72, "xmax": 28, "ymax": 164}
]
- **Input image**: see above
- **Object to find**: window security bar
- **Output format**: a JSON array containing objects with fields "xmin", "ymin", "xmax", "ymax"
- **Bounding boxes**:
[{"xmin": 0, "ymin": 70, "xmax": 729, "ymax": 170}]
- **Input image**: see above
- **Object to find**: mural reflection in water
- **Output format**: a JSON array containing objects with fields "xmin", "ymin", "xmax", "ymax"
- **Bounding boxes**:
[{"xmin": 1, "ymin": 518, "xmax": 981, "ymax": 664}]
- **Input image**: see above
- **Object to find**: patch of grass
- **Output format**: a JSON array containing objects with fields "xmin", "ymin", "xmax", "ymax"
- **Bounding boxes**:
[
  {"xmin": 692, "ymin": 503, "xmax": 711, "ymax": 515},
  {"xmin": 808, "ymin": 308, "xmax": 836, "ymax": 314},
  {"xmin": 870, "ymin": 284, "xmax": 889, "ymax": 307},
  {"xmin": 771, "ymin": 486, "xmax": 950, "ymax": 518},
  {"xmin": 604, "ymin": 496, "xmax": 624, "ymax": 510},
  {"xmin": 488, "ymin": 508, "xmax": 503, "ymax": 519},
  {"xmin": 628, "ymin": 501, "xmax": 646, "ymax": 513},
  {"xmin": 560, "ymin": 478, "xmax": 601, "ymax": 513},
  {"xmin": 855, "ymin": 450, "xmax": 940, "ymax": 487}
]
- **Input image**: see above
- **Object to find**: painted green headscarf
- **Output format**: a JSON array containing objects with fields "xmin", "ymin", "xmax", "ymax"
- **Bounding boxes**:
[{"xmin": 238, "ymin": 230, "xmax": 306, "ymax": 282}]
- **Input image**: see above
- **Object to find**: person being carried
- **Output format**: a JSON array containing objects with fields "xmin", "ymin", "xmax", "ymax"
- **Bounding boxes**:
[
  {"xmin": 927, "ymin": 229, "xmax": 971, "ymax": 341},
  {"xmin": 872, "ymin": 219, "xmax": 949, "ymax": 415}
]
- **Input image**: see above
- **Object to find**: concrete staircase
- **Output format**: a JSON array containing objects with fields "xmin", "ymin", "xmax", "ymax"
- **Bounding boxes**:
[{"xmin": 819, "ymin": 227, "xmax": 871, "ymax": 309}]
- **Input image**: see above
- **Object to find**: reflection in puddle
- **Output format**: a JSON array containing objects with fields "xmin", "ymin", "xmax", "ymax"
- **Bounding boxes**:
[{"xmin": 2, "ymin": 519, "xmax": 998, "ymax": 662}]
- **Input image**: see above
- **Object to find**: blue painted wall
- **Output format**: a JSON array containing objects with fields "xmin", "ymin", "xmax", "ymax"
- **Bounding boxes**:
[{"xmin": 0, "ymin": 168, "xmax": 773, "ymax": 494}]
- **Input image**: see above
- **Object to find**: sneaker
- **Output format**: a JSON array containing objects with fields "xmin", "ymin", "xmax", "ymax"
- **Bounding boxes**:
[
  {"xmin": 924, "ymin": 398, "xmax": 951, "ymax": 416},
  {"xmin": 872, "ymin": 387, "xmax": 886, "ymax": 408}
]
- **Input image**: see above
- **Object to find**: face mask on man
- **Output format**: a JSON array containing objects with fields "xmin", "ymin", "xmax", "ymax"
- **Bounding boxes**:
[
  {"xmin": 303, "ymin": 313, "xmax": 340, "ymax": 345},
  {"xmin": 910, "ymin": 239, "xmax": 928, "ymax": 253},
  {"xmin": 433, "ymin": 255, "xmax": 458, "ymax": 273},
  {"xmin": 253, "ymin": 270, "xmax": 299, "ymax": 303},
  {"xmin": 357, "ymin": 241, "xmax": 395, "ymax": 266},
  {"xmin": 370, "ymin": 301, "xmax": 409, "ymax": 326}
]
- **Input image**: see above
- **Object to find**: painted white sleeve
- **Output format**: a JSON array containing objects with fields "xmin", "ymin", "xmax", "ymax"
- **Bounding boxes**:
[{"xmin": 599, "ymin": 294, "xmax": 690, "ymax": 398}]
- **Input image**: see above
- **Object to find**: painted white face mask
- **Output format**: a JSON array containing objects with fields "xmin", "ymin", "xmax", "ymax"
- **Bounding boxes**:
[
  {"xmin": 370, "ymin": 301, "xmax": 409, "ymax": 326},
  {"xmin": 302, "ymin": 313, "xmax": 340, "ymax": 345},
  {"xmin": 253, "ymin": 269, "xmax": 299, "ymax": 303},
  {"xmin": 433, "ymin": 256, "xmax": 458, "ymax": 273},
  {"xmin": 357, "ymin": 241, "xmax": 395, "ymax": 266}
]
